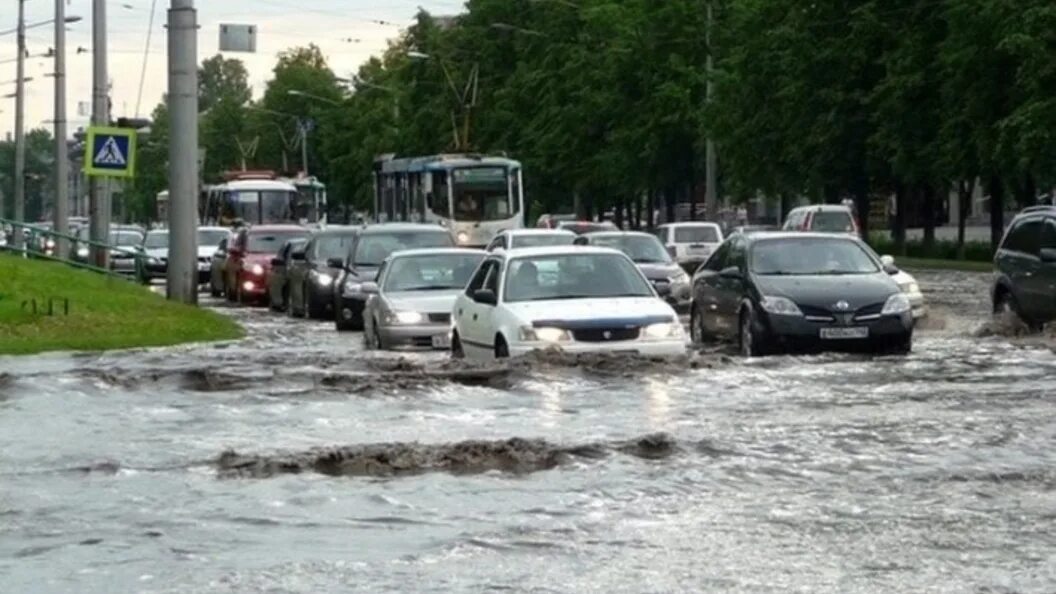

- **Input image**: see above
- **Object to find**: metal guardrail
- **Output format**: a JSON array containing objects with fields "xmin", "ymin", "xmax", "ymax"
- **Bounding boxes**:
[{"xmin": 0, "ymin": 217, "xmax": 144, "ymax": 280}]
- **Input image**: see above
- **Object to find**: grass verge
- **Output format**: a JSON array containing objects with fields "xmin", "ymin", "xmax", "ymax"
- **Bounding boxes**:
[
  {"xmin": 895, "ymin": 257, "xmax": 993, "ymax": 273},
  {"xmin": 0, "ymin": 254, "xmax": 243, "ymax": 355}
]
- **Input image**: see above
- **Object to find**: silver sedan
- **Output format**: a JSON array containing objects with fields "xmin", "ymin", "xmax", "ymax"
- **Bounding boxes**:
[{"xmin": 362, "ymin": 248, "xmax": 486, "ymax": 350}]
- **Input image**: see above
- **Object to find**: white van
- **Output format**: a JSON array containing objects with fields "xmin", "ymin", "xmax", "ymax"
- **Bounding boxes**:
[{"xmin": 654, "ymin": 222, "xmax": 724, "ymax": 270}]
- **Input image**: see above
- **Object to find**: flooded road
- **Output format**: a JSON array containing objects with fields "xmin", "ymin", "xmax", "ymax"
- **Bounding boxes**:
[{"xmin": 3, "ymin": 270, "xmax": 1055, "ymax": 593}]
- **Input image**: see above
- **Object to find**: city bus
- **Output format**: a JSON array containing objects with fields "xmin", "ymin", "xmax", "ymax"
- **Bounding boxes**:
[
  {"xmin": 372, "ymin": 153, "xmax": 524, "ymax": 247},
  {"xmin": 198, "ymin": 171, "xmax": 327, "ymax": 228}
]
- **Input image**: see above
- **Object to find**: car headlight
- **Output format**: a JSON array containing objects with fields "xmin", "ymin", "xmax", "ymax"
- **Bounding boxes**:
[
  {"xmin": 882, "ymin": 293, "xmax": 911, "ymax": 315},
  {"xmin": 388, "ymin": 310, "xmax": 423, "ymax": 325},
  {"xmin": 77, "ymin": 247, "xmax": 88, "ymax": 258},
  {"xmin": 456, "ymin": 231, "xmax": 470, "ymax": 244},
  {"xmin": 899, "ymin": 282, "xmax": 920, "ymax": 296},
  {"xmin": 520, "ymin": 326, "xmax": 571, "ymax": 342},
  {"xmin": 243, "ymin": 263, "xmax": 265, "ymax": 276},
  {"xmin": 668, "ymin": 271, "xmax": 690, "ymax": 285},
  {"xmin": 643, "ymin": 321, "xmax": 683, "ymax": 339},
  {"xmin": 312, "ymin": 271, "xmax": 333, "ymax": 286},
  {"xmin": 759, "ymin": 296, "xmax": 803, "ymax": 316},
  {"xmin": 45, "ymin": 239, "xmax": 56, "ymax": 249}
]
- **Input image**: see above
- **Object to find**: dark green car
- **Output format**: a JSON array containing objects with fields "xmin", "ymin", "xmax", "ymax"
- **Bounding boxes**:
[{"xmin": 992, "ymin": 206, "xmax": 1056, "ymax": 328}]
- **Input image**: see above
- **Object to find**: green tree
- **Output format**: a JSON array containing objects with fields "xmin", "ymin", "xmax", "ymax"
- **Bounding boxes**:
[{"xmin": 198, "ymin": 54, "xmax": 251, "ymax": 112}]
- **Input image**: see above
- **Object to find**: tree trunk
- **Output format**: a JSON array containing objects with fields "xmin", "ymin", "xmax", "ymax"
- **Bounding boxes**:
[
  {"xmin": 614, "ymin": 195, "xmax": 625, "ymax": 229},
  {"xmin": 633, "ymin": 193, "xmax": 642, "ymax": 230},
  {"xmin": 664, "ymin": 186, "xmax": 676, "ymax": 224},
  {"xmin": 956, "ymin": 179, "xmax": 973, "ymax": 259},
  {"xmin": 851, "ymin": 173, "xmax": 871, "ymax": 245},
  {"xmin": 922, "ymin": 183, "xmax": 936, "ymax": 253},
  {"xmin": 647, "ymin": 189, "xmax": 656, "ymax": 229},
  {"xmin": 688, "ymin": 174, "xmax": 698, "ymax": 221},
  {"xmin": 988, "ymin": 175, "xmax": 1005, "ymax": 254},
  {"xmin": 894, "ymin": 181, "xmax": 907, "ymax": 255}
]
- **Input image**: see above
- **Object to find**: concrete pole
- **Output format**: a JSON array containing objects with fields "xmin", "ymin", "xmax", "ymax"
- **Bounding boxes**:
[
  {"xmin": 13, "ymin": 0, "xmax": 26, "ymax": 250},
  {"xmin": 704, "ymin": 0, "xmax": 718, "ymax": 223},
  {"xmin": 166, "ymin": 0, "xmax": 198, "ymax": 304},
  {"xmin": 53, "ymin": 0, "xmax": 70, "ymax": 259},
  {"xmin": 299, "ymin": 121, "xmax": 309, "ymax": 176},
  {"xmin": 89, "ymin": 0, "xmax": 109, "ymax": 268}
]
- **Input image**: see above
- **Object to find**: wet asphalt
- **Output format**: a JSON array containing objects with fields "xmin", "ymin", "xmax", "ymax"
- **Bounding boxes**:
[{"xmin": 2, "ymin": 269, "xmax": 1055, "ymax": 593}]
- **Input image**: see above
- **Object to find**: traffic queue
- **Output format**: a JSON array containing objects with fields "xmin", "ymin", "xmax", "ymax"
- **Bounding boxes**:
[{"xmin": 196, "ymin": 212, "xmax": 928, "ymax": 361}]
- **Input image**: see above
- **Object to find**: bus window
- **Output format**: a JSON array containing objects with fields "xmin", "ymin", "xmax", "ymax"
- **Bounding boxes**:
[
  {"xmin": 452, "ymin": 167, "xmax": 516, "ymax": 221},
  {"xmin": 431, "ymin": 171, "xmax": 450, "ymax": 219}
]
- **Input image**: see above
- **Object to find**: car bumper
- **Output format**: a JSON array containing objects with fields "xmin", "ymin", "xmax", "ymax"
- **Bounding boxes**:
[
  {"xmin": 111, "ymin": 259, "xmax": 137, "ymax": 274},
  {"xmin": 337, "ymin": 295, "xmax": 368, "ymax": 321},
  {"xmin": 759, "ymin": 311, "xmax": 913, "ymax": 349},
  {"xmin": 907, "ymin": 293, "xmax": 926, "ymax": 319},
  {"xmin": 378, "ymin": 324, "xmax": 451, "ymax": 349},
  {"xmin": 508, "ymin": 339, "xmax": 688, "ymax": 358}
]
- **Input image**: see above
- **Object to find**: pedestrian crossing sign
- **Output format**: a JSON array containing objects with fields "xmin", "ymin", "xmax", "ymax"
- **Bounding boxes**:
[{"xmin": 84, "ymin": 126, "xmax": 137, "ymax": 178}]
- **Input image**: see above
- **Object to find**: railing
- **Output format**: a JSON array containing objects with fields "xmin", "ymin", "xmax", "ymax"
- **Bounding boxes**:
[{"xmin": 0, "ymin": 218, "xmax": 144, "ymax": 280}]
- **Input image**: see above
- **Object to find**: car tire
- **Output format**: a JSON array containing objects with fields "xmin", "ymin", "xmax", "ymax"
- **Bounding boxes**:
[
  {"xmin": 690, "ymin": 303, "xmax": 710, "ymax": 344},
  {"xmin": 334, "ymin": 296, "xmax": 361, "ymax": 331},
  {"xmin": 451, "ymin": 331, "xmax": 465, "ymax": 359},
  {"xmin": 305, "ymin": 284, "xmax": 325, "ymax": 320},
  {"xmin": 993, "ymin": 289, "xmax": 1035, "ymax": 330},
  {"xmin": 890, "ymin": 333, "xmax": 913, "ymax": 355},
  {"xmin": 739, "ymin": 308, "xmax": 764, "ymax": 358},
  {"xmin": 494, "ymin": 335, "xmax": 510, "ymax": 359}
]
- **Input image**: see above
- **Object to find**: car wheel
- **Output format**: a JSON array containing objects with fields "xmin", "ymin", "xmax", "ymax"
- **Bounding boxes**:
[
  {"xmin": 890, "ymin": 333, "xmax": 913, "ymax": 355},
  {"xmin": 451, "ymin": 331, "xmax": 465, "ymax": 359},
  {"xmin": 739, "ymin": 308, "xmax": 763, "ymax": 358},
  {"xmin": 494, "ymin": 335, "xmax": 510, "ymax": 359},
  {"xmin": 690, "ymin": 304, "xmax": 709, "ymax": 344},
  {"xmin": 305, "ymin": 284, "xmax": 325, "ymax": 320},
  {"xmin": 334, "ymin": 296, "xmax": 362, "ymax": 331}
]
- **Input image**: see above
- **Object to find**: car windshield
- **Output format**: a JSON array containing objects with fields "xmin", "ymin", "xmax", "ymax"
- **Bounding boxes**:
[
  {"xmin": 353, "ymin": 231, "xmax": 454, "ymax": 266},
  {"xmin": 247, "ymin": 231, "xmax": 307, "ymax": 253},
  {"xmin": 674, "ymin": 226, "xmax": 721, "ymax": 243},
  {"xmin": 510, "ymin": 234, "xmax": 575, "ymax": 249},
  {"xmin": 111, "ymin": 231, "xmax": 144, "ymax": 246},
  {"xmin": 589, "ymin": 235, "xmax": 671, "ymax": 264},
  {"xmin": 313, "ymin": 234, "xmax": 356, "ymax": 262},
  {"xmin": 383, "ymin": 253, "xmax": 486, "ymax": 292},
  {"xmin": 144, "ymin": 232, "xmax": 169, "ymax": 249},
  {"xmin": 810, "ymin": 211, "xmax": 855, "ymax": 233},
  {"xmin": 198, "ymin": 229, "xmax": 229, "ymax": 247},
  {"xmin": 751, "ymin": 238, "xmax": 879, "ymax": 275},
  {"xmin": 504, "ymin": 253, "xmax": 654, "ymax": 302},
  {"xmin": 451, "ymin": 167, "xmax": 516, "ymax": 222}
]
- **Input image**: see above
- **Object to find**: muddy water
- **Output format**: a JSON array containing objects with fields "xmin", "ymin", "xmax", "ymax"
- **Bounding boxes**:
[{"xmin": 3, "ymin": 270, "xmax": 1056, "ymax": 593}]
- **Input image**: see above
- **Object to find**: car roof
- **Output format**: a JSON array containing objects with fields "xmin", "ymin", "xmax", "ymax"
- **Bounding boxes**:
[
  {"xmin": 361, "ymin": 223, "xmax": 447, "ymax": 234},
  {"xmin": 790, "ymin": 204, "xmax": 853, "ymax": 212},
  {"xmin": 245, "ymin": 225, "xmax": 307, "ymax": 233},
  {"xmin": 503, "ymin": 228, "xmax": 576, "ymax": 237},
  {"xmin": 501, "ymin": 245, "xmax": 626, "ymax": 259},
  {"xmin": 225, "ymin": 179, "xmax": 297, "ymax": 192},
  {"xmin": 661, "ymin": 221, "xmax": 721, "ymax": 227},
  {"xmin": 388, "ymin": 247, "xmax": 486, "ymax": 259},
  {"xmin": 584, "ymin": 231, "xmax": 654, "ymax": 239},
  {"xmin": 743, "ymin": 231, "xmax": 864, "ymax": 243}
]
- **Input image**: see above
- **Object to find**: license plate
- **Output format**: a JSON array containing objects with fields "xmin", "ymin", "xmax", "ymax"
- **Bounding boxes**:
[
  {"xmin": 687, "ymin": 244, "xmax": 707, "ymax": 253},
  {"xmin": 432, "ymin": 334, "xmax": 451, "ymax": 349},
  {"xmin": 820, "ymin": 327, "xmax": 869, "ymax": 340}
]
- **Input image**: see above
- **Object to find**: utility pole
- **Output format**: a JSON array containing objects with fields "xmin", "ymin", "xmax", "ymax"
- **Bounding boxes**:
[
  {"xmin": 13, "ymin": 0, "xmax": 26, "ymax": 250},
  {"xmin": 299, "ymin": 120, "xmax": 309, "ymax": 176},
  {"xmin": 704, "ymin": 0, "xmax": 718, "ymax": 223},
  {"xmin": 53, "ymin": 0, "xmax": 70, "ymax": 258},
  {"xmin": 167, "ymin": 0, "xmax": 198, "ymax": 304},
  {"xmin": 89, "ymin": 0, "xmax": 109, "ymax": 268}
]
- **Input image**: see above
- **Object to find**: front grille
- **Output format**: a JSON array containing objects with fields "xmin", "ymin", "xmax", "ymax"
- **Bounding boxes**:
[
  {"xmin": 428, "ymin": 312, "xmax": 451, "ymax": 324},
  {"xmin": 854, "ymin": 302, "xmax": 884, "ymax": 317},
  {"xmin": 799, "ymin": 304, "xmax": 833, "ymax": 318},
  {"xmin": 411, "ymin": 336, "xmax": 433, "ymax": 347},
  {"xmin": 572, "ymin": 327, "xmax": 640, "ymax": 342}
]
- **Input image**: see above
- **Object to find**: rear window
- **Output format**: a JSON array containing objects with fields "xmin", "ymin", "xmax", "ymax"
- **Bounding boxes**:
[
  {"xmin": 809, "ymin": 211, "xmax": 855, "ymax": 233},
  {"xmin": 674, "ymin": 226, "xmax": 721, "ymax": 243},
  {"xmin": 353, "ymin": 231, "xmax": 454, "ymax": 266},
  {"xmin": 247, "ymin": 231, "xmax": 308, "ymax": 253}
]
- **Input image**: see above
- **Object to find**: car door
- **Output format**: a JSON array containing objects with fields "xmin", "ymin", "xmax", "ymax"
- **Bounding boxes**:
[
  {"xmin": 695, "ymin": 241, "xmax": 730, "ymax": 336},
  {"xmin": 712, "ymin": 236, "xmax": 747, "ymax": 333},
  {"xmin": 457, "ymin": 258, "xmax": 500, "ymax": 351},
  {"xmin": 1035, "ymin": 218, "xmax": 1056, "ymax": 321},
  {"xmin": 1002, "ymin": 217, "xmax": 1044, "ymax": 317}
]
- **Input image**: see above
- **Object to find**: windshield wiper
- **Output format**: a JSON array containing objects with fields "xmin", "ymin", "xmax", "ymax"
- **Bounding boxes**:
[
  {"xmin": 400, "ymin": 286, "xmax": 461, "ymax": 291},
  {"xmin": 633, "ymin": 258, "xmax": 667, "ymax": 264}
]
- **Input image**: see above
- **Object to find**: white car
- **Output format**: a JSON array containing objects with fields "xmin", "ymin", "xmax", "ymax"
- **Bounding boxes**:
[
  {"xmin": 485, "ymin": 228, "xmax": 576, "ymax": 252},
  {"xmin": 880, "ymin": 255, "xmax": 926, "ymax": 319},
  {"xmin": 654, "ymin": 222, "xmax": 724, "ymax": 271},
  {"xmin": 451, "ymin": 246, "xmax": 688, "ymax": 360}
]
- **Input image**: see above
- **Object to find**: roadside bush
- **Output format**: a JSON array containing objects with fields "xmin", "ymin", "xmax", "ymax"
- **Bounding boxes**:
[{"xmin": 869, "ymin": 235, "xmax": 993, "ymax": 262}]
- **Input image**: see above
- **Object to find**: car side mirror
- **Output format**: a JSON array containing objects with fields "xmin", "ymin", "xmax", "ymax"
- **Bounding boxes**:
[
  {"xmin": 880, "ymin": 254, "xmax": 895, "ymax": 267},
  {"xmin": 473, "ymin": 289, "xmax": 498, "ymax": 305},
  {"xmin": 1041, "ymin": 248, "xmax": 1056, "ymax": 263},
  {"xmin": 719, "ymin": 266, "xmax": 742, "ymax": 280},
  {"xmin": 361, "ymin": 281, "xmax": 379, "ymax": 294},
  {"xmin": 270, "ymin": 257, "xmax": 283, "ymax": 267},
  {"xmin": 326, "ymin": 257, "xmax": 344, "ymax": 269}
]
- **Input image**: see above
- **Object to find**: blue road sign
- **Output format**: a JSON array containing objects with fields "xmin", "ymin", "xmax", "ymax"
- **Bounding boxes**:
[{"xmin": 84, "ymin": 126, "xmax": 137, "ymax": 178}]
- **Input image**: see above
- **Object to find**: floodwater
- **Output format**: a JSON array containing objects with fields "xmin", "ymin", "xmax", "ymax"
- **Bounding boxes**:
[{"xmin": 2, "ymin": 270, "xmax": 1055, "ymax": 593}]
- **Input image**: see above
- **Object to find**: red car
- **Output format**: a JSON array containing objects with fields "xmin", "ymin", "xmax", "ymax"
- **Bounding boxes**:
[{"xmin": 224, "ymin": 225, "xmax": 310, "ymax": 304}]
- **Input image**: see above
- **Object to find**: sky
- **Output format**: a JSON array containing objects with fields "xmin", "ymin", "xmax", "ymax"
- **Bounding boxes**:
[{"xmin": 0, "ymin": 0, "xmax": 465, "ymax": 139}]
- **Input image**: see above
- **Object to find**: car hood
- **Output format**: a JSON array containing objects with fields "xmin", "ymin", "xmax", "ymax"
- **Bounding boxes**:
[
  {"xmin": 385, "ymin": 289, "xmax": 462, "ymax": 313},
  {"xmin": 504, "ymin": 297, "xmax": 677, "ymax": 326},
  {"xmin": 636, "ymin": 262, "xmax": 683, "ymax": 280},
  {"xmin": 752, "ymin": 273, "xmax": 899, "ymax": 310},
  {"xmin": 145, "ymin": 248, "xmax": 168, "ymax": 259}
]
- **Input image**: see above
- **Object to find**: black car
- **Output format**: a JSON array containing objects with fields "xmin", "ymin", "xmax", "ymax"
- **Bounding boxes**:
[
  {"xmin": 268, "ymin": 237, "xmax": 308, "ymax": 312},
  {"xmin": 690, "ymin": 232, "xmax": 913, "ymax": 356},
  {"xmin": 992, "ymin": 205, "xmax": 1056, "ymax": 328},
  {"xmin": 575, "ymin": 231, "xmax": 692, "ymax": 313},
  {"xmin": 288, "ymin": 228, "xmax": 358, "ymax": 320},
  {"xmin": 332, "ymin": 224, "xmax": 455, "ymax": 331}
]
